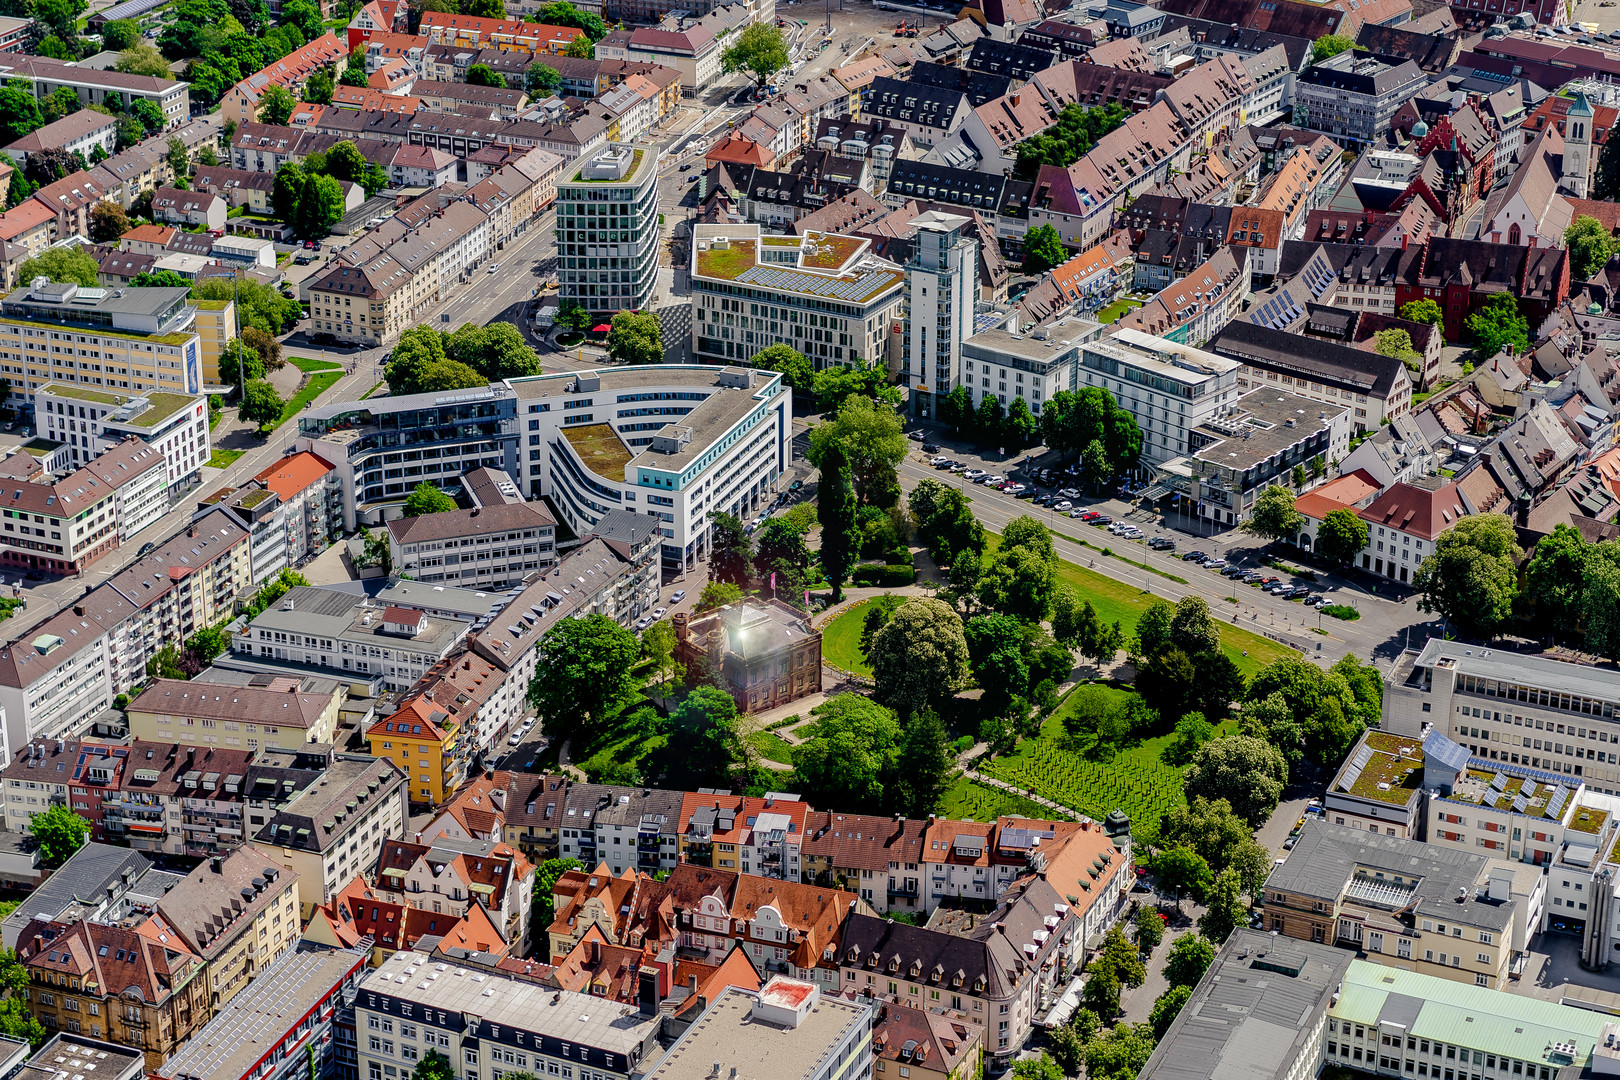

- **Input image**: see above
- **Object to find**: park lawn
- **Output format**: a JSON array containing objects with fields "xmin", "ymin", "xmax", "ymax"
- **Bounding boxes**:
[
  {"xmin": 290, "ymin": 356, "xmax": 343, "ymax": 373},
  {"xmin": 984, "ymin": 533, "xmax": 1293, "ymax": 679},
  {"xmin": 265, "ymin": 372, "xmax": 342, "ymax": 432},
  {"xmin": 206, "ymin": 448, "xmax": 244, "ymax": 469},
  {"xmin": 821, "ymin": 600, "xmax": 879, "ymax": 677},
  {"xmin": 937, "ymin": 775, "xmax": 1052, "ymax": 821},
  {"xmin": 747, "ymin": 729, "xmax": 795, "ymax": 764}
]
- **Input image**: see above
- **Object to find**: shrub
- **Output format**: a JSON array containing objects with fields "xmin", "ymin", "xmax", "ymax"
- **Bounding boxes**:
[
  {"xmin": 1322, "ymin": 604, "xmax": 1360, "ymax": 621},
  {"xmin": 850, "ymin": 564, "xmax": 917, "ymax": 587}
]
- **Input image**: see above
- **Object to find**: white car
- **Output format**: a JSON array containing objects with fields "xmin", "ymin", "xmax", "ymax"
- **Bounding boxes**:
[
  {"xmin": 1069, "ymin": 508, "xmax": 1088, "ymax": 518},
  {"xmin": 1002, "ymin": 483, "xmax": 1025, "ymax": 494},
  {"xmin": 636, "ymin": 615, "xmax": 654, "ymax": 630},
  {"xmin": 509, "ymin": 733, "xmax": 523, "ymax": 746},
  {"xmin": 671, "ymin": 590, "xmax": 686, "ymax": 603},
  {"xmin": 653, "ymin": 606, "xmax": 668, "ymax": 619},
  {"xmin": 1059, "ymin": 488, "xmax": 1080, "ymax": 499},
  {"xmin": 963, "ymin": 469, "xmax": 984, "ymax": 480},
  {"xmin": 1053, "ymin": 500, "xmax": 1072, "ymax": 511}
]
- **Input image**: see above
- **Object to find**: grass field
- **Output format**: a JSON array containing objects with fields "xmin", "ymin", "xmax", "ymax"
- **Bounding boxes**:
[
  {"xmin": 747, "ymin": 729, "xmax": 795, "ymax": 764},
  {"xmin": 821, "ymin": 600, "xmax": 878, "ymax": 676},
  {"xmin": 938, "ymin": 775, "xmax": 1053, "ymax": 821},
  {"xmin": 984, "ymin": 534, "xmax": 1293, "ymax": 679},
  {"xmin": 264, "ymin": 372, "xmax": 342, "ymax": 433},
  {"xmin": 290, "ymin": 356, "xmax": 343, "ymax": 373},
  {"xmin": 206, "ymin": 448, "xmax": 244, "ymax": 469}
]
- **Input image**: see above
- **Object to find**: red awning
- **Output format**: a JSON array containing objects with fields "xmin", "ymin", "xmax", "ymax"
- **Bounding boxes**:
[{"xmin": 591, "ymin": 324, "xmax": 612, "ymax": 332}]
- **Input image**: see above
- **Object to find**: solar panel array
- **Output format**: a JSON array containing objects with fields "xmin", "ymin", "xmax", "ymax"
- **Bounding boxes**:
[
  {"xmin": 1511, "ymin": 794, "xmax": 1529, "ymax": 813},
  {"xmin": 736, "ymin": 264, "xmax": 901, "ymax": 303},
  {"xmin": 1547, "ymin": 785, "xmax": 1571, "ymax": 820},
  {"xmin": 1340, "ymin": 744, "xmax": 1376, "ymax": 792},
  {"xmin": 1254, "ymin": 291, "xmax": 1304, "ymax": 331},
  {"xmin": 1490, "ymin": 772, "xmax": 1508, "ymax": 791},
  {"xmin": 1304, "ymin": 258, "xmax": 1335, "ymax": 299}
]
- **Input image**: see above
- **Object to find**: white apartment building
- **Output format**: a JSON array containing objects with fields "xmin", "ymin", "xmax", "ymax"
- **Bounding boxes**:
[
  {"xmin": 959, "ymin": 317, "xmax": 1102, "ymax": 422},
  {"xmin": 645, "ymin": 980, "xmax": 873, "ymax": 1080},
  {"xmin": 355, "ymin": 950, "xmax": 663, "ymax": 1080},
  {"xmin": 255, "ymin": 754, "xmax": 408, "ymax": 914},
  {"xmin": 905, "ymin": 211, "xmax": 978, "ymax": 421},
  {"xmin": 507, "ymin": 365, "xmax": 793, "ymax": 571},
  {"xmin": 385, "ymin": 500, "xmax": 557, "ymax": 589},
  {"xmin": 35, "ymin": 383, "xmax": 209, "ymax": 487},
  {"xmin": 691, "ymin": 224, "xmax": 905, "ymax": 371},
  {"xmin": 1078, "ymin": 328, "xmax": 1242, "ymax": 469},
  {"xmin": 0, "ymin": 281, "xmax": 205, "ymax": 407},
  {"xmin": 0, "ymin": 436, "xmax": 167, "ymax": 576},
  {"xmin": 228, "ymin": 586, "xmax": 470, "ymax": 696}
]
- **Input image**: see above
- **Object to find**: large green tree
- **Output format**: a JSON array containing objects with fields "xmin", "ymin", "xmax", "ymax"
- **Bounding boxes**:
[
  {"xmin": 0, "ymin": 86, "xmax": 41, "ymax": 146},
  {"xmin": 1526, "ymin": 523, "xmax": 1590, "ymax": 639},
  {"xmin": 1085, "ymin": 1024, "xmax": 1157, "ymax": 1080},
  {"xmin": 30, "ymin": 805, "xmax": 90, "ymax": 867},
  {"xmin": 1567, "ymin": 215, "xmax": 1620, "ymax": 280},
  {"xmin": 1243, "ymin": 484, "xmax": 1302, "ymax": 540},
  {"xmin": 1198, "ymin": 868, "xmax": 1247, "ymax": 944},
  {"xmin": 817, "ymin": 443, "xmax": 859, "ymax": 601},
  {"xmin": 1465, "ymin": 293, "xmax": 1529, "ymax": 360},
  {"xmin": 538, "ymin": 0, "xmax": 606, "ymax": 39},
  {"xmin": 239, "ymin": 379, "xmax": 284, "ymax": 427},
  {"xmin": 530, "ymin": 857, "xmax": 582, "ymax": 958},
  {"xmin": 1163, "ymin": 932, "xmax": 1215, "ymax": 988},
  {"xmin": 445, "ymin": 321, "xmax": 542, "ymax": 380},
  {"xmin": 526, "ymin": 614, "xmax": 640, "ymax": 742},
  {"xmin": 1021, "ymin": 223, "xmax": 1066, "ymax": 274},
  {"xmin": 792, "ymin": 695, "xmax": 901, "ymax": 812},
  {"xmin": 402, "ymin": 482, "xmax": 457, "ymax": 516},
  {"xmin": 807, "ymin": 394, "xmax": 907, "ymax": 506},
  {"xmin": 17, "ymin": 248, "xmax": 98, "ymax": 288},
  {"xmin": 1413, "ymin": 512, "xmax": 1521, "ymax": 640},
  {"xmin": 607, "ymin": 310, "xmax": 663, "ymax": 365},
  {"xmin": 1182, "ymin": 735, "xmax": 1288, "ymax": 826},
  {"xmin": 908, "ymin": 478, "xmax": 983, "ymax": 564},
  {"xmin": 754, "ymin": 343, "xmax": 813, "ymax": 391},
  {"xmin": 258, "ymin": 83, "xmax": 297, "ymax": 126},
  {"xmin": 868, "ymin": 597, "xmax": 971, "ymax": 718},
  {"xmin": 1013, "ymin": 100, "xmax": 1127, "ymax": 179},
  {"xmin": 1316, "ymin": 507, "xmax": 1368, "ymax": 566},
  {"xmin": 665, "ymin": 686, "xmax": 745, "ymax": 788},
  {"xmin": 720, "ymin": 21, "xmax": 788, "ymax": 89},
  {"xmin": 1399, "ymin": 298, "xmax": 1444, "ymax": 327},
  {"xmin": 893, "ymin": 709, "xmax": 952, "ymax": 817},
  {"xmin": 1311, "ymin": 33, "xmax": 1354, "ymax": 61}
]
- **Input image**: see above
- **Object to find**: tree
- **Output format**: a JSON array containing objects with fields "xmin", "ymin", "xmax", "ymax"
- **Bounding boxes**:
[
  {"xmin": 792, "ymin": 695, "xmax": 901, "ymax": 812},
  {"xmin": 444, "ymin": 321, "xmax": 541, "ymax": 380},
  {"xmin": 1244, "ymin": 484, "xmax": 1302, "ymax": 540},
  {"xmin": 293, "ymin": 171, "xmax": 345, "ymax": 237},
  {"xmin": 697, "ymin": 582, "xmax": 742, "ymax": 610},
  {"xmin": 1584, "ymin": 544, "xmax": 1620, "ymax": 661},
  {"xmin": 1183, "ymin": 736, "xmax": 1289, "ymax": 826},
  {"xmin": 562, "ymin": 34, "xmax": 594, "ymax": 57},
  {"xmin": 1010, "ymin": 1054, "xmax": 1064, "ymax": 1080},
  {"xmin": 1465, "ymin": 292, "xmax": 1529, "ymax": 360},
  {"xmin": 88, "ymin": 200, "xmax": 129, "ymax": 243},
  {"xmin": 1413, "ymin": 513, "xmax": 1521, "ymax": 640},
  {"xmin": 30, "ymin": 804, "xmax": 89, "ymax": 868},
  {"xmin": 1375, "ymin": 328, "xmax": 1422, "ymax": 368},
  {"xmin": 538, "ymin": 1, "xmax": 606, "ymax": 39},
  {"xmin": 465, "ymin": 0, "xmax": 505, "ymax": 15},
  {"xmin": 185, "ymin": 624, "xmax": 231, "ymax": 663},
  {"xmin": 1014, "ymin": 100, "xmax": 1127, "ymax": 179},
  {"xmin": 242, "ymin": 326, "xmax": 282, "ymax": 372},
  {"xmin": 386, "ymin": 325, "xmax": 450, "ymax": 393},
  {"xmin": 0, "ymin": 86, "xmax": 41, "ymax": 146},
  {"xmin": 17, "ymin": 247, "xmax": 97, "ymax": 288},
  {"xmin": 1169, "ymin": 595, "xmax": 1219, "ymax": 657},
  {"xmin": 117, "ymin": 43, "xmax": 173, "ymax": 78},
  {"xmin": 258, "ymin": 83, "xmax": 296, "ymax": 126},
  {"xmin": 526, "ymin": 62, "xmax": 562, "ymax": 95},
  {"xmin": 281, "ymin": 0, "xmax": 323, "ymax": 38},
  {"xmin": 978, "ymin": 541, "xmax": 1056, "ymax": 622},
  {"xmin": 817, "ymin": 444, "xmax": 859, "ymax": 601},
  {"xmin": 165, "ymin": 134, "xmax": 189, "ymax": 179},
  {"xmin": 1316, "ymin": 507, "xmax": 1368, "ymax": 566},
  {"xmin": 1048, "ymin": 1023, "xmax": 1089, "ymax": 1078},
  {"xmin": 356, "ymin": 526, "xmax": 392, "ymax": 573},
  {"xmin": 1150, "ymin": 984, "xmax": 1193, "ymax": 1041},
  {"xmin": 1084, "ymin": 1024, "xmax": 1157, "ymax": 1080},
  {"xmin": 465, "ymin": 62, "xmax": 505, "ymax": 87},
  {"xmin": 340, "ymin": 65, "xmax": 371, "ymax": 87},
  {"xmin": 195, "ymin": 277, "xmax": 302, "ymax": 336},
  {"xmin": 909, "ymin": 479, "xmax": 982, "ymax": 565},
  {"xmin": 1160, "ymin": 796, "xmax": 1265, "ymax": 884},
  {"xmin": 1134, "ymin": 599, "xmax": 1174, "ymax": 660},
  {"xmin": 101, "ymin": 17, "xmax": 141, "ymax": 49},
  {"xmin": 1164, "ymin": 933, "xmax": 1215, "ymax": 988},
  {"xmin": 1598, "ymin": 123, "xmax": 1620, "ymax": 201},
  {"xmin": 114, "ymin": 113, "xmax": 144, "ymax": 149},
  {"xmin": 707, "ymin": 511, "xmax": 752, "ymax": 586},
  {"xmin": 752, "ymin": 516, "xmax": 810, "ymax": 588},
  {"xmin": 1165, "ymin": 712, "xmax": 1215, "ymax": 765},
  {"xmin": 1198, "ymin": 868, "xmax": 1247, "ymax": 944},
  {"xmin": 808, "ymin": 394, "xmax": 906, "ymax": 506},
  {"xmin": 1022, "ymin": 223, "xmax": 1066, "ymax": 274},
  {"xmin": 1134, "ymin": 904, "xmax": 1165, "ymax": 953},
  {"xmin": 412, "ymin": 1051, "xmax": 456, "ymax": 1080},
  {"xmin": 0, "ymin": 946, "xmax": 44, "ymax": 1047},
  {"xmin": 869, "ymin": 597, "xmax": 971, "ymax": 718},
  {"xmin": 1312, "ymin": 33, "xmax": 1354, "ymax": 61},
  {"xmin": 1081, "ymin": 965, "xmax": 1122, "ymax": 1018},
  {"xmin": 1525, "ymin": 523, "xmax": 1589, "ymax": 639},
  {"xmin": 720, "ymin": 21, "xmax": 788, "ymax": 89},
  {"xmin": 403, "ymin": 482, "xmax": 457, "ymax": 517},
  {"xmin": 530, "ymin": 857, "xmax": 581, "ymax": 958},
  {"xmin": 239, "ymin": 379, "xmax": 284, "ymax": 427},
  {"xmin": 1567, "ymin": 215, "xmax": 1620, "ymax": 280},
  {"xmin": 754, "ymin": 343, "xmax": 813, "ymax": 391},
  {"xmin": 666, "ymin": 686, "xmax": 745, "ymax": 788},
  {"xmin": 1399, "ymin": 298, "xmax": 1443, "ymax": 327},
  {"xmin": 606, "ymin": 310, "xmax": 663, "ymax": 365},
  {"xmin": 1151, "ymin": 846, "xmax": 1212, "ymax": 909},
  {"xmin": 893, "ymin": 709, "xmax": 952, "ymax": 817},
  {"xmin": 527, "ymin": 614, "xmax": 640, "ymax": 742}
]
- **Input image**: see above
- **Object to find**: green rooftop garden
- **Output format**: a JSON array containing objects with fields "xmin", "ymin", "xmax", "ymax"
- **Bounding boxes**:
[
  {"xmin": 1341, "ymin": 732, "xmax": 1424, "ymax": 804},
  {"xmin": 562, "ymin": 422, "xmax": 633, "ymax": 479},
  {"xmin": 800, "ymin": 232, "xmax": 863, "ymax": 269},
  {"xmin": 1571, "ymin": 806, "xmax": 1608, "ymax": 835},
  {"xmin": 696, "ymin": 240, "xmax": 757, "ymax": 280}
]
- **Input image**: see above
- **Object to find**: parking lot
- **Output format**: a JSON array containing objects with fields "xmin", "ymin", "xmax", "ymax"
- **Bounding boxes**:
[{"xmin": 922, "ymin": 448, "xmax": 1344, "ymax": 612}]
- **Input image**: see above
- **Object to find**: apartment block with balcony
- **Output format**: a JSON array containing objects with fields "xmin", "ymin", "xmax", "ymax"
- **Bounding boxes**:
[
  {"xmin": 371, "ymin": 833, "xmax": 534, "ymax": 954},
  {"xmin": 0, "ymin": 436, "xmax": 167, "ymax": 576},
  {"xmin": 35, "ymin": 383, "xmax": 208, "ymax": 488},
  {"xmin": 108, "ymin": 743, "xmax": 257, "ymax": 857},
  {"xmin": 367, "ymin": 694, "xmax": 469, "ymax": 808}
]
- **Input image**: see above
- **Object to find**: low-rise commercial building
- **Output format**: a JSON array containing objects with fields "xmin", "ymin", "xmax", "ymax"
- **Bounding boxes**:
[
  {"xmin": 1211, "ymin": 319, "xmax": 1411, "ymax": 432},
  {"xmin": 647, "ymin": 978, "xmax": 874, "ymax": 1080},
  {"xmin": 1078, "ymin": 329, "xmax": 1241, "ymax": 470},
  {"xmin": 385, "ymin": 500, "xmax": 556, "ymax": 589}
]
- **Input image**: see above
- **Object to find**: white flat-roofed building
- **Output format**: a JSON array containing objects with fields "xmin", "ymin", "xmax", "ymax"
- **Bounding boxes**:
[
  {"xmin": 646, "ymin": 978, "xmax": 874, "ymax": 1080},
  {"xmin": 960, "ymin": 317, "xmax": 1102, "ymax": 422},
  {"xmin": 556, "ymin": 143, "xmax": 660, "ymax": 319},
  {"xmin": 506, "ymin": 365, "xmax": 792, "ymax": 571},
  {"xmin": 1077, "ymin": 328, "xmax": 1241, "ymax": 469},
  {"xmin": 0, "ymin": 435, "xmax": 168, "ymax": 575},
  {"xmin": 152, "ymin": 944, "xmax": 369, "ymax": 1080},
  {"xmin": 905, "ymin": 211, "xmax": 978, "ymax": 421},
  {"xmin": 354, "ymin": 949, "xmax": 664, "ymax": 1080},
  {"xmin": 36, "ymin": 382, "xmax": 209, "ymax": 486},
  {"xmin": 690, "ymin": 223, "xmax": 906, "ymax": 373},
  {"xmin": 0, "ymin": 280, "xmax": 206, "ymax": 407}
]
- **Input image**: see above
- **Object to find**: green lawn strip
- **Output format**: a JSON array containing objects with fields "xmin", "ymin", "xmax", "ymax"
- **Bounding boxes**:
[
  {"xmin": 364, "ymin": 380, "xmax": 388, "ymax": 398},
  {"xmin": 289, "ymin": 356, "xmax": 343, "ymax": 373},
  {"xmin": 821, "ymin": 600, "xmax": 877, "ymax": 676},
  {"xmin": 1049, "ymin": 525, "xmax": 1188, "ymax": 584},
  {"xmin": 265, "ymin": 372, "xmax": 342, "ymax": 432},
  {"xmin": 985, "ymin": 533, "xmax": 1293, "ymax": 679},
  {"xmin": 206, "ymin": 448, "xmax": 244, "ymax": 469},
  {"xmin": 747, "ymin": 729, "xmax": 795, "ymax": 764},
  {"xmin": 938, "ymin": 774, "xmax": 1052, "ymax": 821}
]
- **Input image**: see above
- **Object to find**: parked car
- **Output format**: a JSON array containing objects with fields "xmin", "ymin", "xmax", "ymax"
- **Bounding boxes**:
[
  {"xmin": 929, "ymin": 455, "xmax": 949, "ymax": 466},
  {"xmin": 1090, "ymin": 514, "xmax": 1112, "ymax": 526},
  {"xmin": 922, "ymin": 443, "xmax": 939, "ymax": 454},
  {"xmin": 1069, "ymin": 509, "xmax": 1088, "ymax": 518},
  {"xmin": 1204, "ymin": 558, "xmax": 1227, "ymax": 569},
  {"xmin": 1148, "ymin": 537, "xmax": 1175, "ymax": 550},
  {"xmin": 671, "ymin": 590, "xmax": 686, "ymax": 603},
  {"xmin": 1059, "ymin": 488, "xmax": 1081, "ymax": 499},
  {"xmin": 907, "ymin": 430, "xmax": 924, "ymax": 441},
  {"xmin": 1053, "ymin": 500, "xmax": 1072, "ymax": 512},
  {"xmin": 963, "ymin": 468, "xmax": 984, "ymax": 480},
  {"xmin": 1183, "ymin": 550, "xmax": 1208, "ymax": 562}
]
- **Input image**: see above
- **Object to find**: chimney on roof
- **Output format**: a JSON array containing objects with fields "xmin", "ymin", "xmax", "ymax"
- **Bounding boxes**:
[{"xmin": 73, "ymin": 605, "xmax": 84, "ymax": 617}]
